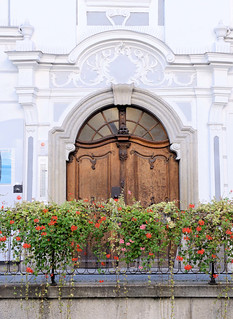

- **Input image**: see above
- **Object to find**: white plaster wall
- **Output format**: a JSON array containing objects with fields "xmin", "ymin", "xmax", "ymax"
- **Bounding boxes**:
[
  {"xmin": 0, "ymin": 1, "xmax": 233, "ymax": 206},
  {"xmin": 0, "ymin": 35, "xmax": 24, "ymax": 206},
  {"xmin": 165, "ymin": 0, "xmax": 231, "ymax": 51},
  {"xmin": 0, "ymin": 0, "xmax": 231, "ymax": 52}
]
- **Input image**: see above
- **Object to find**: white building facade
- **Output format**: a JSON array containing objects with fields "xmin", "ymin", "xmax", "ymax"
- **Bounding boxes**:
[{"xmin": 0, "ymin": 0, "xmax": 233, "ymax": 208}]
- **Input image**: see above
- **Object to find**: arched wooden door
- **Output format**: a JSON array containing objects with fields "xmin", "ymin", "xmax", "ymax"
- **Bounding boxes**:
[{"xmin": 67, "ymin": 106, "xmax": 179, "ymax": 206}]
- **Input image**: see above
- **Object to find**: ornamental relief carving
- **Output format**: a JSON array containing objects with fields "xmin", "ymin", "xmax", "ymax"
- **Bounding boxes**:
[{"xmin": 50, "ymin": 42, "xmax": 196, "ymax": 88}]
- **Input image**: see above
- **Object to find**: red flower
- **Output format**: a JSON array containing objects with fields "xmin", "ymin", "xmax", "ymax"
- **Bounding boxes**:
[
  {"xmin": 34, "ymin": 219, "xmax": 39, "ymax": 223},
  {"xmin": 146, "ymin": 233, "xmax": 152, "ymax": 239},
  {"xmin": 41, "ymin": 232, "xmax": 47, "ymax": 236},
  {"xmin": 149, "ymin": 252, "xmax": 154, "ymax": 256},
  {"xmin": 206, "ymin": 235, "xmax": 213, "ymax": 240},
  {"xmin": 182, "ymin": 227, "xmax": 192, "ymax": 234},
  {"xmin": 101, "ymin": 262, "xmax": 106, "ymax": 266},
  {"xmin": 184, "ymin": 236, "xmax": 190, "ymax": 241},
  {"xmin": 197, "ymin": 249, "xmax": 205, "ymax": 255},
  {"xmin": 99, "ymin": 280, "xmax": 104, "ymax": 283},
  {"xmin": 35, "ymin": 226, "xmax": 41, "ymax": 230},
  {"xmin": 198, "ymin": 220, "xmax": 205, "ymax": 226},
  {"xmin": 95, "ymin": 223, "xmax": 100, "ymax": 228},
  {"xmin": 88, "ymin": 221, "xmax": 93, "ymax": 224},
  {"xmin": 43, "ymin": 209, "xmax": 48, "ymax": 213},
  {"xmin": 176, "ymin": 255, "xmax": 183, "ymax": 261},
  {"xmin": 226, "ymin": 229, "xmax": 233, "ymax": 235},
  {"xmin": 72, "ymin": 257, "xmax": 78, "ymax": 262},
  {"xmin": 71, "ymin": 225, "xmax": 77, "ymax": 231},
  {"xmin": 196, "ymin": 226, "xmax": 202, "ymax": 232},
  {"xmin": 26, "ymin": 267, "xmax": 33, "ymax": 274},
  {"xmin": 118, "ymin": 207, "xmax": 122, "ymax": 211},
  {"xmin": 51, "ymin": 216, "xmax": 58, "ymax": 220},
  {"xmin": 114, "ymin": 199, "xmax": 118, "ymax": 202},
  {"xmin": 17, "ymin": 195, "xmax": 22, "ymax": 200},
  {"xmin": 16, "ymin": 237, "xmax": 21, "ymax": 241},
  {"xmin": 0, "ymin": 236, "xmax": 6, "ymax": 242},
  {"xmin": 212, "ymin": 254, "xmax": 217, "ymax": 258},
  {"xmin": 77, "ymin": 248, "xmax": 83, "ymax": 252},
  {"xmin": 10, "ymin": 220, "xmax": 14, "ymax": 225},
  {"xmin": 189, "ymin": 204, "xmax": 195, "ymax": 209},
  {"xmin": 113, "ymin": 256, "xmax": 119, "ymax": 260},
  {"xmin": 48, "ymin": 220, "xmax": 56, "ymax": 226},
  {"xmin": 76, "ymin": 211, "xmax": 81, "ymax": 215},
  {"xmin": 213, "ymin": 274, "xmax": 218, "ymax": 278},
  {"xmin": 23, "ymin": 243, "xmax": 31, "ymax": 249},
  {"xmin": 184, "ymin": 264, "xmax": 192, "ymax": 271},
  {"xmin": 106, "ymin": 254, "xmax": 111, "ymax": 259},
  {"xmin": 0, "ymin": 231, "xmax": 2, "ymax": 234}
]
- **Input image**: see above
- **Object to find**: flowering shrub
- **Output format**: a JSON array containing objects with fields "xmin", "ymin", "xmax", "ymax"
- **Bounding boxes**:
[
  {"xmin": 0, "ymin": 198, "xmax": 233, "ymax": 282},
  {"xmin": 178, "ymin": 199, "xmax": 233, "ymax": 274}
]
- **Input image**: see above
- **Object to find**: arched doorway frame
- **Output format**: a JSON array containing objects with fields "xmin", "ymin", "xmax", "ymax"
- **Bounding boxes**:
[{"xmin": 48, "ymin": 85, "xmax": 198, "ymax": 208}]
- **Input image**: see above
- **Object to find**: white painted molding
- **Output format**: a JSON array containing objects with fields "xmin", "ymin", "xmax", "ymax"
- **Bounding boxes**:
[
  {"xmin": 65, "ymin": 143, "xmax": 76, "ymax": 161},
  {"xmin": 112, "ymin": 83, "xmax": 134, "ymax": 105},
  {"xmin": 170, "ymin": 143, "xmax": 181, "ymax": 160},
  {"xmin": 68, "ymin": 30, "xmax": 175, "ymax": 64}
]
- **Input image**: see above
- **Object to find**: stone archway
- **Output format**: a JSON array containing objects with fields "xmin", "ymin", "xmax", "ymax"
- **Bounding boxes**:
[{"xmin": 48, "ymin": 85, "xmax": 197, "ymax": 208}]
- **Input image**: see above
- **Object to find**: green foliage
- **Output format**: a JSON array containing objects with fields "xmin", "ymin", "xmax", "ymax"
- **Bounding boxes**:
[{"xmin": 0, "ymin": 198, "xmax": 233, "ymax": 280}]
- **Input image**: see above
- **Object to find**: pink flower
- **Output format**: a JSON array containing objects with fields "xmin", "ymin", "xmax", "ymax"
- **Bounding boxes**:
[
  {"xmin": 128, "ymin": 190, "xmax": 132, "ymax": 195},
  {"xmin": 121, "ymin": 248, "xmax": 126, "ymax": 252},
  {"xmin": 119, "ymin": 239, "xmax": 124, "ymax": 244},
  {"xmin": 138, "ymin": 266, "xmax": 143, "ymax": 270},
  {"xmin": 140, "ymin": 247, "xmax": 145, "ymax": 251},
  {"xmin": 126, "ymin": 242, "xmax": 130, "ymax": 246},
  {"xmin": 129, "ymin": 239, "xmax": 134, "ymax": 243},
  {"xmin": 140, "ymin": 224, "xmax": 146, "ymax": 230}
]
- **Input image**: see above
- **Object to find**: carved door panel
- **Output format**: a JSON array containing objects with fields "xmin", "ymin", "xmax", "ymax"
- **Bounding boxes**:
[
  {"xmin": 125, "ymin": 141, "xmax": 179, "ymax": 207},
  {"xmin": 67, "ymin": 142, "xmax": 120, "ymax": 202},
  {"xmin": 67, "ymin": 139, "xmax": 179, "ymax": 206}
]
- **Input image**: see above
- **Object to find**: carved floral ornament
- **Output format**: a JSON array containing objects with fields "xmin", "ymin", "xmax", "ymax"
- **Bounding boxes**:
[{"xmin": 50, "ymin": 41, "xmax": 196, "ymax": 89}]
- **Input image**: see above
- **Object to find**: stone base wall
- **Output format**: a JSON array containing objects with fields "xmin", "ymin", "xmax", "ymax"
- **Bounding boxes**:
[{"xmin": 0, "ymin": 283, "xmax": 232, "ymax": 319}]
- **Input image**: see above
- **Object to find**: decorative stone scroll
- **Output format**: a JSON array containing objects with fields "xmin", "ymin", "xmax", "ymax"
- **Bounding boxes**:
[{"xmin": 50, "ymin": 41, "xmax": 196, "ymax": 89}]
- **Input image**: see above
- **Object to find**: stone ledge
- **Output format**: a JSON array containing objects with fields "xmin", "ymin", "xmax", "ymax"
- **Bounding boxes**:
[{"xmin": 0, "ymin": 283, "xmax": 233, "ymax": 299}]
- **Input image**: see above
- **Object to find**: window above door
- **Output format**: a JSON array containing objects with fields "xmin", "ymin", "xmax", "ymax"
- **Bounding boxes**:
[{"xmin": 77, "ymin": 106, "xmax": 168, "ymax": 142}]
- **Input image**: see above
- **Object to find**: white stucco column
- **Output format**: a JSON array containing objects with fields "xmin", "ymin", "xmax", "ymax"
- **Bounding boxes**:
[{"xmin": 6, "ymin": 22, "xmax": 41, "ymax": 201}]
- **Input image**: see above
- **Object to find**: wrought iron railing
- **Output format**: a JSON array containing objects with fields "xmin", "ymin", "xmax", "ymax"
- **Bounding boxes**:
[{"xmin": 0, "ymin": 240, "xmax": 232, "ymax": 285}]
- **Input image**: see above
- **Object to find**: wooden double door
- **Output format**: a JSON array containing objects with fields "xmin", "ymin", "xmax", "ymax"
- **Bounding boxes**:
[{"xmin": 67, "ymin": 136, "xmax": 179, "ymax": 206}]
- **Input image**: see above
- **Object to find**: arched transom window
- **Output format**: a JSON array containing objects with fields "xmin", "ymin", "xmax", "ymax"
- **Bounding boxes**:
[{"xmin": 78, "ymin": 106, "xmax": 168, "ymax": 142}]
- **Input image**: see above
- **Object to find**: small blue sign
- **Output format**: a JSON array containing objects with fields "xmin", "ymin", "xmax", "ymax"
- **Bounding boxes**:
[{"xmin": 0, "ymin": 151, "xmax": 11, "ymax": 184}]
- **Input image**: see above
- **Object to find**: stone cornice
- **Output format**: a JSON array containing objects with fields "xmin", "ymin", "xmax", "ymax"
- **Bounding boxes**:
[
  {"xmin": 6, "ymin": 50, "xmax": 43, "ymax": 65},
  {"xmin": 0, "ymin": 26, "xmax": 22, "ymax": 43},
  {"xmin": 1, "ymin": 282, "xmax": 233, "ymax": 299},
  {"xmin": 5, "ymin": 31, "xmax": 233, "ymax": 69}
]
